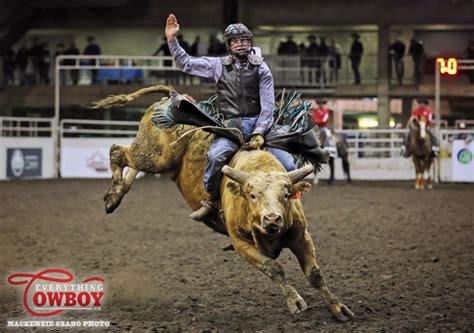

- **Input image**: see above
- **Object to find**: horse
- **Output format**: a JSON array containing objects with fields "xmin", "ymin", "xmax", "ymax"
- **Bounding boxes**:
[
  {"xmin": 315, "ymin": 127, "xmax": 351, "ymax": 185},
  {"xmin": 407, "ymin": 116, "xmax": 434, "ymax": 189}
]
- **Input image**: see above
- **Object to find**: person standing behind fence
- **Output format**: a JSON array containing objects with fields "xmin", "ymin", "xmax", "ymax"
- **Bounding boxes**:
[
  {"xmin": 1, "ymin": 47, "xmax": 15, "ymax": 85},
  {"xmin": 64, "ymin": 42, "xmax": 80, "ymax": 85},
  {"xmin": 29, "ymin": 37, "xmax": 42, "ymax": 84},
  {"xmin": 305, "ymin": 34, "xmax": 319, "ymax": 84},
  {"xmin": 465, "ymin": 38, "xmax": 474, "ymax": 84},
  {"xmin": 15, "ymin": 44, "xmax": 29, "ymax": 85},
  {"xmin": 154, "ymin": 36, "xmax": 174, "ymax": 84},
  {"xmin": 177, "ymin": 34, "xmax": 190, "ymax": 84},
  {"xmin": 38, "ymin": 42, "xmax": 51, "ymax": 84},
  {"xmin": 389, "ymin": 37, "xmax": 406, "ymax": 85},
  {"xmin": 54, "ymin": 43, "xmax": 66, "ymax": 85},
  {"xmin": 189, "ymin": 35, "xmax": 200, "ymax": 56},
  {"xmin": 83, "ymin": 36, "xmax": 101, "ymax": 85},
  {"xmin": 278, "ymin": 35, "xmax": 298, "ymax": 83},
  {"xmin": 328, "ymin": 38, "xmax": 341, "ymax": 83},
  {"xmin": 319, "ymin": 37, "xmax": 329, "ymax": 84},
  {"xmin": 349, "ymin": 32, "xmax": 363, "ymax": 85},
  {"xmin": 408, "ymin": 37, "xmax": 424, "ymax": 85}
]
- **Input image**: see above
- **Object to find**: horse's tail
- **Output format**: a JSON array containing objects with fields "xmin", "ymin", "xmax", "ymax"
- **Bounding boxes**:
[{"xmin": 91, "ymin": 85, "xmax": 174, "ymax": 109}]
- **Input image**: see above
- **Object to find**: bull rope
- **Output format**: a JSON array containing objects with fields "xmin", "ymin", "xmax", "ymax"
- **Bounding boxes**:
[{"xmin": 169, "ymin": 126, "xmax": 244, "ymax": 147}]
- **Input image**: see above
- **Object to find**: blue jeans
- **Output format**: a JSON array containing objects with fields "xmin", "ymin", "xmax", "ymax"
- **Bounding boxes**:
[{"xmin": 204, "ymin": 117, "xmax": 295, "ymax": 201}]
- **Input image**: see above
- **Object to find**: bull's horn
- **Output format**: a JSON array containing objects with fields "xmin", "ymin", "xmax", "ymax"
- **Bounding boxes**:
[
  {"xmin": 222, "ymin": 165, "xmax": 250, "ymax": 185},
  {"xmin": 287, "ymin": 165, "xmax": 315, "ymax": 184}
]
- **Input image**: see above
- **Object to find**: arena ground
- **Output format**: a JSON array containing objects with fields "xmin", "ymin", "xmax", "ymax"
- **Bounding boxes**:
[{"xmin": 0, "ymin": 177, "xmax": 473, "ymax": 331}]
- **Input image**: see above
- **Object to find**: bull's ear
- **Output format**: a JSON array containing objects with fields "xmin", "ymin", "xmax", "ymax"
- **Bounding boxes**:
[
  {"xmin": 292, "ymin": 181, "xmax": 312, "ymax": 194},
  {"xmin": 226, "ymin": 181, "xmax": 243, "ymax": 196}
]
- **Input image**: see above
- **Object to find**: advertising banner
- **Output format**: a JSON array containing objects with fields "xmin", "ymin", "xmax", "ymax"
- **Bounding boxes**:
[
  {"xmin": 452, "ymin": 139, "xmax": 474, "ymax": 182},
  {"xmin": 60, "ymin": 138, "xmax": 133, "ymax": 178},
  {"xmin": 6, "ymin": 148, "xmax": 42, "ymax": 178}
]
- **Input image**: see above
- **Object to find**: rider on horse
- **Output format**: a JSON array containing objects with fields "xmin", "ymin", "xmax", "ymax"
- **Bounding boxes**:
[
  {"xmin": 313, "ymin": 98, "xmax": 336, "ymax": 152},
  {"xmin": 165, "ymin": 14, "xmax": 295, "ymax": 221},
  {"xmin": 401, "ymin": 98, "xmax": 439, "ymax": 158}
]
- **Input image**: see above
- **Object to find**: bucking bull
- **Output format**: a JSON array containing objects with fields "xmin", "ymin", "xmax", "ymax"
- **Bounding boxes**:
[{"xmin": 93, "ymin": 85, "xmax": 354, "ymax": 321}]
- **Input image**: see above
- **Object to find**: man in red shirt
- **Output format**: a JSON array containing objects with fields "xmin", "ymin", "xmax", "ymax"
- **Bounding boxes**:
[
  {"xmin": 313, "ymin": 98, "xmax": 330, "ymax": 129},
  {"xmin": 401, "ymin": 98, "xmax": 439, "ymax": 157}
]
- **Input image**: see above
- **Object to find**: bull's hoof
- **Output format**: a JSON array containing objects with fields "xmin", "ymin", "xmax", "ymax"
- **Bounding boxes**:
[
  {"xmin": 287, "ymin": 293, "xmax": 308, "ymax": 314},
  {"xmin": 328, "ymin": 302, "xmax": 355, "ymax": 322},
  {"xmin": 105, "ymin": 195, "xmax": 123, "ymax": 214},
  {"xmin": 104, "ymin": 186, "xmax": 125, "ymax": 214}
]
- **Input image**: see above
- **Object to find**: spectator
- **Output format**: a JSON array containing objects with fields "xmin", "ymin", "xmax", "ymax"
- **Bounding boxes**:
[
  {"xmin": 38, "ymin": 42, "xmax": 50, "ymax": 84},
  {"xmin": 349, "ymin": 32, "xmax": 363, "ymax": 84},
  {"xmin": 298, "ymin": 41, "xmax": 307, "ymax": 83},
  {"xmin": 465, "ymin": 38, "xmax": 474, "ymax": 84},
  {"xmin": 1, "ymin": 47, "xmax": 15, "ymax": 85},
  {"xmin": 83, "ymin": 36, "xmax": 101, "ymax": 84},
  {"xmin": 319, "ymin": 37, "xmax": 330, "ymax": 84},
  {"xmin": 29, "ymin": 37, "xmax": 43, "ymax": 84},
  {"xmin": 64, "ymin": 42, "xmax": 80, "ymax": 85},
  {"xmin": 305, "ymin": 34, "xmax": 319, "ymax": 84},
  {"xmin": 328, "ymin": 38, "xmax": 341, "ymax": 83},
  {"xmin": 177, "ymin": 34, "xmax": 190, "ymax": 53},
  {"xmin": 408, "ymin": 37, "xmax": 424, "ymax": 85},
  {"xmin": 154, "ymin": 36, "xmax": 174, "ymax": 84},
  {"xmin": 54, "ymin": 43, "xmax": 66, "ymax": 85},
  {"xmin": 177, "ymin": 34, "xmax": 191, "ymax": 84},
  {"xmin": 277, "ymin": 34, "xmax": 298, "ymax": 55},
  {"xmin": 389, "ymin": 37, "xmax": 406, "ymax": 85},
  {"xmin": 189, "ymin": 35, "xmax": 200, "ymax": 56},
  {"xmin": 207, "ymin": 34, "xmax": 226, "ymax": 56},
  {"xmin": 15, "ymin": 43, "xmax": 29, "ymax": 85}
]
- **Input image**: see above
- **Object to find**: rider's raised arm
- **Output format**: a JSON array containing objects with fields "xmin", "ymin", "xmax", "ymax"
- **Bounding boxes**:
[
  {"xmin": 165, "ymin": 14, "xmax": 220, "ymax": 81},
  {"xmin": 167, "ymin": 38, "xmax": 221, "ymax": 81}
]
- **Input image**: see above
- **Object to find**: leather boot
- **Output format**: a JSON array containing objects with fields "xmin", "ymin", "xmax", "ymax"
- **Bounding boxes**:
[{"xmin": 189, "ymin": 200, "xmax": 214, "ymax": 221}]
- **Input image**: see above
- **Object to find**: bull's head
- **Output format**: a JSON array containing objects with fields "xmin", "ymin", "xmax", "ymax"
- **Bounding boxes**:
[{"xmin": 222, "ymin": 165, "xmax": 314, "ymax": 235}]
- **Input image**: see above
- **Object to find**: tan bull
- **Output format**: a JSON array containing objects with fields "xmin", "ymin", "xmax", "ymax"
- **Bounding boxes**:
[{"xmin": 94, "ymin": 85, "xmax": 354, "ymax": 321}]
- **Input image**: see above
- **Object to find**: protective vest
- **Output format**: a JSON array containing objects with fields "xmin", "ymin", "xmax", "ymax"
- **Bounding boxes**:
[{"xmin": 216, "ymin": 55, "xmax": 262, "ymax": 119}]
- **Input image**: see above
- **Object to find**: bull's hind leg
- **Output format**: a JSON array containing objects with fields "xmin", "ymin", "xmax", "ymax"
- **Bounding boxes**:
[
  {"xmin": 289, "ymin": 231, "xmax": 354, "ymax": 322},
  {"xmin": 229, "ymin": 235, "xmax": 308, "ymax": 314},
  {"xmin": 104, "ymin": 144, "xmax": 139, "ymax": 213}
]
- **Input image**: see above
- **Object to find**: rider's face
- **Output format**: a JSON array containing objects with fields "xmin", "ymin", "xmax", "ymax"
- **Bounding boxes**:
[{"xmin": 229, "ymin": 38, "xmax": 251, "ymax": 54}]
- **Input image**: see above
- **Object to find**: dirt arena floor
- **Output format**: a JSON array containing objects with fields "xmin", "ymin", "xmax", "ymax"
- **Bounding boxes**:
[{"xmin": 0, "ymin": 177, "xmax": 473, "ymax": 332}]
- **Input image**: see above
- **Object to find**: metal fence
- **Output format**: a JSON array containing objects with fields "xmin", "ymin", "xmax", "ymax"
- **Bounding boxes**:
[
  {"xmin": 60, "ymin": 119, "xmax": 139, "ymax": 138},
  {"xmin": 0, "ymin": 116, "xmax": 53, "ymax": 137}
]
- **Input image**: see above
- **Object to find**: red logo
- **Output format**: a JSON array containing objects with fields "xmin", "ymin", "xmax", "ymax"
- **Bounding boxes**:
[{"xmin": 8, "ymin": 269, "xmax": 105, "ymax": 317}]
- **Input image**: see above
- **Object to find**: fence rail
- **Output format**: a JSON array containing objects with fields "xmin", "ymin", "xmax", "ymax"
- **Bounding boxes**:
[
  {"xmin": 60, "ymin": 119, "xmax": 140, "ymax": 138},
  {"xmin": 0, "ymin": 117, "xmax": 54, "ymax": 137}
]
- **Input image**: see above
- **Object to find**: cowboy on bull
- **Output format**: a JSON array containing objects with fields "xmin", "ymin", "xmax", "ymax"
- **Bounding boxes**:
[
  {"xmin": 165, "ymin": 14, "xmax": 295, "ymax": 221},
  {"xmin": 400, "ymin": 98, "xmax": 439, "ymax": 157}
]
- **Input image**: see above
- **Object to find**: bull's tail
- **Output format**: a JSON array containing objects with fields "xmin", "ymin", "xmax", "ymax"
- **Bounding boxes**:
[{"xmin": 91, "ymin": 85, "xmax": 174, "ymax": 109}]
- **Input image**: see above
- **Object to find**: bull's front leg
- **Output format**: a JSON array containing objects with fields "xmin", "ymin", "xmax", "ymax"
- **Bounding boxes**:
[
  {"xmin": 104, "ymin": 144, "xmax": 139, "ymax": 213},
  {"xmin": 229, "ymin": 235, "xmax": 308, "ymax": 314},
  {"xmin": 289, "ymin": 230, "xmax": 355, "ymax": 322}
]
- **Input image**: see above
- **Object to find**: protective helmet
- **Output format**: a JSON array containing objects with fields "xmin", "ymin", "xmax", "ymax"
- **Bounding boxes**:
[{"xmin": 224, "ymin": 23, "xmax": 253, "ymax": 44}]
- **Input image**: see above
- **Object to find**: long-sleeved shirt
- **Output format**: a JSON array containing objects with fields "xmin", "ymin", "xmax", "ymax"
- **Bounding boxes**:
[{"xmin": 168, "ymin": 38, "xmax": 274, "ymax": 135}]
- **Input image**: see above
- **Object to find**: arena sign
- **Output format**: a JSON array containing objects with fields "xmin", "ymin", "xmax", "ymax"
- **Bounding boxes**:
[
  {"xmin": 6, "ymin": 148, "xmax": 42, "ymax": 178},
  {"xmin": 7, "ymin": 269, "xmax": 105, "ymax": 317},
  {"xmin": 452, "ymin": 140, "xmax": 474, "ymax": 182}
]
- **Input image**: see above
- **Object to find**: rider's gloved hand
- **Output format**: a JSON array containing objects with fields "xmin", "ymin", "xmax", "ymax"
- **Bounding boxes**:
[{"xmin": 248, "ymin": 133, "xmax": 264, "ymax": 150}]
